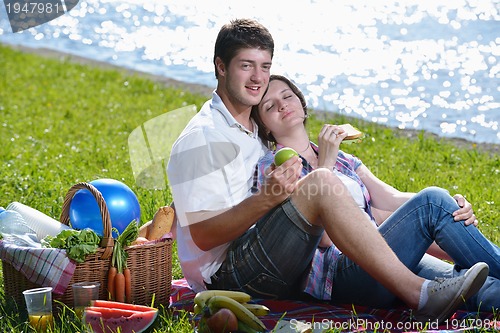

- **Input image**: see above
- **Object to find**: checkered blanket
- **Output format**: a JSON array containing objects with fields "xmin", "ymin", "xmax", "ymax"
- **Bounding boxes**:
[
  {"xmin": 0, "ymin": 240, "xmax": 76, "ymax": 294},
  {"xmin": 169, "ymin": 278, "xmax": 499, "ymax": 333}
]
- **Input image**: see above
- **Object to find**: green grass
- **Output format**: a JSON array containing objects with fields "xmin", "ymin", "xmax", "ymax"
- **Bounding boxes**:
[{"xmin": 0, "ymin": 43, "xmax": 499, "ymax": 332}]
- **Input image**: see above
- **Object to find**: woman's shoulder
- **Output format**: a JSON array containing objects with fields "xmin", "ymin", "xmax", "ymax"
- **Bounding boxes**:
[
  {"xmin": 259, "ymin": 149, "xmax": 276, "ymax": 163},
  {"xmin": 337, "ymin": 149, "xmax": 363, "ymax": 169},
  {"xmin": 338, "ymin": 149, "xmax": 358, "ymax": 160}
]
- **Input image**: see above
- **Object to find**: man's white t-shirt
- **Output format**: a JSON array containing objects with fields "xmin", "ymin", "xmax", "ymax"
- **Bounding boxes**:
[{"xmin": 167, "ymin": 91, "xmax": 266, "ymax": 292}]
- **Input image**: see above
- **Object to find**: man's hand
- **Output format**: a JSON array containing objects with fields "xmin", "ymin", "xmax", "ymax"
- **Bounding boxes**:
[
  {"xmin": 189, "ymin": 156, "xmax": 302, "ymax": 251},
  {"xmin": 453, "ymin": 194, "xmax": 478, "ymax": 226},
  {"xmin": 260, "ymin": 155, "xmax": 302, "ymax": 204}
]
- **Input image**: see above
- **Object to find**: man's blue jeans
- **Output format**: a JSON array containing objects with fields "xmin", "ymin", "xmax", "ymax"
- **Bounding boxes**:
[{"xmin": 330, "ymin": 187, "xmax": 500, "ymax": 311}]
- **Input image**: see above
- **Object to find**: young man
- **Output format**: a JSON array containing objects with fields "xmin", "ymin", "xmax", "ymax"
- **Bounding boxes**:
[{"xmin": 167, "ymin": 18, "xmax": 488, "ymax": 322}]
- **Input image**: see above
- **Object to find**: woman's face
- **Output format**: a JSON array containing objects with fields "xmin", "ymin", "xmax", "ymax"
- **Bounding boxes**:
[{"xmin": 257, "ymin": 79, "xmax": 306, "ymax": 138}]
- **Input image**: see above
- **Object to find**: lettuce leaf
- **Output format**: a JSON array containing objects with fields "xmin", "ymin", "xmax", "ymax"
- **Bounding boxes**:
[{"xmin": 42, "ymin": 228, "xmax": 101, "ymax": 263}]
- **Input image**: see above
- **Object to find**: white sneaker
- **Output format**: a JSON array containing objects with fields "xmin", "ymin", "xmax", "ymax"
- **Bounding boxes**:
[{"xmin": 414, "ymin": 262, "xmax": 489, "ymax": 323}]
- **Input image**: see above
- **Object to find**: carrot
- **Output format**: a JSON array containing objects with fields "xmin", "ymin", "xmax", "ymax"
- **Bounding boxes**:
[
  {"xmin": 111, "ymin": 223, "xmax": 136, "ymax": 303},
  {"xmin": 107, "ymin": 266, "xmax": 117, "ymax": 301},
  {"xmin": 114, "ymin": 272, "xmax": 126, "ymax": 303},
  {"xmin": 123, "ymin": 267, "xmax": 132, "ymax": 303}
]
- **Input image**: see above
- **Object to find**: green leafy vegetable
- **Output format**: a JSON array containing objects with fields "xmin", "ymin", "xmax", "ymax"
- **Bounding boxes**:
[
  {"xmin": 110, "ymin": 220, "xmax": 138, "ymax": 274},
  {"xmin": 117, "ymin": 220, "xmax": 139, "ymax": 247},
  {"xmin": 42, "ymin": 228, "xmax": 101, "ymax": 263}
]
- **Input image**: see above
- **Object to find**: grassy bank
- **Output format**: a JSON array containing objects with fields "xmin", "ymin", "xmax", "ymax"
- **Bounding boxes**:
[{"xmin": 0, "ymin": 43, "xmax": 499, "ymax": 332}]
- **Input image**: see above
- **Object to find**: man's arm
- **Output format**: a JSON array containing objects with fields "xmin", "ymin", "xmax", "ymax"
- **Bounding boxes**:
[{"xmin": 189, "ymin": 156, "xmax": 303, "ymax": 251}]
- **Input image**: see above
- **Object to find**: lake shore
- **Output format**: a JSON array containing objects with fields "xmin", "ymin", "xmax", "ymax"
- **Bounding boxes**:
[{"xmin": 9, "ymin": 43, "xmax": 499, "ymax": 155}]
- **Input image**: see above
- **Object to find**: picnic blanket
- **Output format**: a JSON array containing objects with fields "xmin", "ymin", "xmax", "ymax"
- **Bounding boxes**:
[
  {"xmin": 169, "ymin": 278, "xmax": 499, "ymax": 333},
  {"xmin": 0, "ymin": 240, "xmax": 76, "ymax": 294}
]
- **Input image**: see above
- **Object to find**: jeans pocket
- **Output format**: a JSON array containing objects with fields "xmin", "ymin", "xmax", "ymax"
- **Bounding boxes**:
[{"xmin": 243, "ymin": 272, "xmax": 289, "ymax": 299}]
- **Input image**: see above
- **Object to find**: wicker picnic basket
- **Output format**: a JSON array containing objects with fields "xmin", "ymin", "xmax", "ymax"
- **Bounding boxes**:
[{"xmin": 1, "ymin": 182, "xmax": 173, "ymax": 310}]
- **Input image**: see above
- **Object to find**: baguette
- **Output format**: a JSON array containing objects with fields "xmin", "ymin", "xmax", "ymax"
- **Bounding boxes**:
[
  {"xmin": 138, "ymin": 221, "xmax": 151, "ymax": 238},
  {"xmin": 148, "ymin": 206, "xmax": 175, "ymax": 240}
]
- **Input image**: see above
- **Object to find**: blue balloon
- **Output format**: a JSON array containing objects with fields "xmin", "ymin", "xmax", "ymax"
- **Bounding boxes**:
[{"xmin": 69, "ymin": 178, "xmax": 141, "ymax": 237}]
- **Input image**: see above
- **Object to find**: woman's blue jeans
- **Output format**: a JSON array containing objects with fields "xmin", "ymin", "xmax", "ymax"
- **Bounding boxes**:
[{"xmin": 330, "ymin": 187, "xmax": 500, "ymax": 312}]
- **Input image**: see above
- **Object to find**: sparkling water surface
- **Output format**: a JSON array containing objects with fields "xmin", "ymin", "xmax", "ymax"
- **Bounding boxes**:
[{"xmin": 1, "ymin": 0, "xmax": 498, "ymax": 144}]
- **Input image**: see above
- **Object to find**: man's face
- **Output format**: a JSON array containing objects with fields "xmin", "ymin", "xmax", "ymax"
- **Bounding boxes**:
[{"xmin": 218, "ymin": 48, "xmax": 272, "ymax": 112}]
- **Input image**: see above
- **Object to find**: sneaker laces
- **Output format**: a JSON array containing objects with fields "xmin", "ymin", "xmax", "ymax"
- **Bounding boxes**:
[{"xmin": 428, "ymin": 276, "xmax": 462, "ymax": 293}]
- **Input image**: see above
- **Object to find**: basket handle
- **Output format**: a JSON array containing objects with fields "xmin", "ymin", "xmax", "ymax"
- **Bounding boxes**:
[{"xmin": 60, "ymin": 182, "xmax": 114, "ymax": 260}]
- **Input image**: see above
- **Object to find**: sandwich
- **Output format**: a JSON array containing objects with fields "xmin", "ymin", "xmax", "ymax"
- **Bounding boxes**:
[{"xmin": 339, "ymin": 124, "xmax": 364, "ymax": 144}]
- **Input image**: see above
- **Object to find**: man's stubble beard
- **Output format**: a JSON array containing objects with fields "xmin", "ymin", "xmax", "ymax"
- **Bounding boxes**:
[{"xmin": 225, "ymin": 73, "xmax": 264, "ymax": 110}]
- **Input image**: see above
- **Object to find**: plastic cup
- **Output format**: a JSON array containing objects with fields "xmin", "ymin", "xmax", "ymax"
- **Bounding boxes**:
[
  {"xmin": 22, "ymin": 287, "xmax": 53, "ymax": 332},
  {"xmin": 72, "ymin": 282, "xmax": 100, "ymax": 317}
]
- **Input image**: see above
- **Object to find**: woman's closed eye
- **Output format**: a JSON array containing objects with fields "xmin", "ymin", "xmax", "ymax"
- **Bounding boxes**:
[{"xmin": 266, "ymin": 96, "xmax": 292, "ymax": 111}]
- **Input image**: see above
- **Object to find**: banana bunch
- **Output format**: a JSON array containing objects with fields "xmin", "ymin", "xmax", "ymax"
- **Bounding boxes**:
[{"xmin": 194, "ymin": 290, "xmax": 270, "ymax": 333}]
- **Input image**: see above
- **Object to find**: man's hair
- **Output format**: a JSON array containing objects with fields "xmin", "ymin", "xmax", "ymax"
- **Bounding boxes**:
[
  {"xmin": 252, "ymin": 75, "xmax": 308, "ymax": 148},
  {"xmin": 213, "ymin": 18, "xmax": 274, "ymax": 78}
]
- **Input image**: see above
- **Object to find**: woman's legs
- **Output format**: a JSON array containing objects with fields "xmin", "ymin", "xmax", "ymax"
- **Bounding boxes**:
[
  {"xmin": 329, "ymin": 254, "xmax": 400, "ymax": 308},
  {"xmin": 380, "ymin": 187, "xmax": 500, "ymax": 278},
  {"xmin": 291, "ymin": 172, "xmax": 488, "ymax": 319},
  {"xmin": 330, "ymin": 186, "xmax": 499, "ymax": 310}
]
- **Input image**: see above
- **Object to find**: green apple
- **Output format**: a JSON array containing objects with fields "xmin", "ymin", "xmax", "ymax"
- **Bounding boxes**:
[{"xmin": 274, "ymin": 147, "xmax": 299, "ymax": 166}]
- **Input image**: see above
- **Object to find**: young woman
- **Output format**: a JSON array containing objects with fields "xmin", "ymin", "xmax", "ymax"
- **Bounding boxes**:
[{"xmin": 252, "ymin": 74, "xmax": 500, "ymax": 312}]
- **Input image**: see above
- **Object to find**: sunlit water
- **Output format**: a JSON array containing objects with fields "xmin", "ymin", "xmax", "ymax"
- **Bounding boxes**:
[{"xmin": 1, "ymin": 0, "xmax": 499, "ymax": 144}]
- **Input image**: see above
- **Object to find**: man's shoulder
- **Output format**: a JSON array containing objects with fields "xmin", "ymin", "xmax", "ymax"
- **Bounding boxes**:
[
  {"xmin": 174, "ymin": 101, "xmax": 222, "ymax": 140},
  {"xmin": 174, "ymin": 116, "xmax": 227, "ymax": 147}
]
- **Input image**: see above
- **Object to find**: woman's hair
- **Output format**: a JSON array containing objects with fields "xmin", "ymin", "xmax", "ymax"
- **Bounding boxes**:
[
  {"xmin": 252, "ymin": 74, "xmax": 308, "ymax": 148},
  {"xmin": 214, "ymin": 18, "xmax": 274, "ymax": 79}
]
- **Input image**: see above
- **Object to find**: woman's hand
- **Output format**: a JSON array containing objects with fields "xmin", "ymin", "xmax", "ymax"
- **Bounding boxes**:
[
  {"xmin": 317, "ymin": 124, "xmax": 348, "ymax": 169},
  {"xmin": 453, "ymin": 194, "xmax": 478, "ymax": 226}
]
